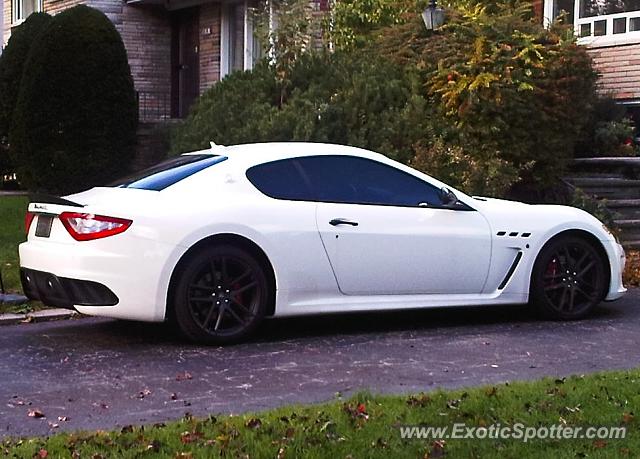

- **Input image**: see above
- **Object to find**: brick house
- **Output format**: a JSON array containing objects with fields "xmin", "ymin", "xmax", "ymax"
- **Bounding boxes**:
[
  {"xmin": 2, "ymin": 0, "xmax": 329, "ymax": 121},
  {"xmin": 536, "ymin": 0, "xmax": 640, "ymax": 124},
  {"xmin": 4, "ymin": 0, "xmax": 640, "ymax": 123}
]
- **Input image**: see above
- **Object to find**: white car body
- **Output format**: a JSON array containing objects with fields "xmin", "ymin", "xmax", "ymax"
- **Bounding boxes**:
[{"xmin": 19, "ymin": 142, "xmax": 626, "ymax": 323}]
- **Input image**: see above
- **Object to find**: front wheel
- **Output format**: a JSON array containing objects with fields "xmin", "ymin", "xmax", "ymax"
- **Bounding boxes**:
[
  {"xmin": 530, "ymin": 235, "xmax": 608, "ymax": 320},
  {"xmin": 172, "ymin": 244, "xmax": 270, "ymax": 345}
]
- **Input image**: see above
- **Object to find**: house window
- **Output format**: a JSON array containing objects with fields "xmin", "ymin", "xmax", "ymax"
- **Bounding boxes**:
[
  {"xmin": 12, "ymin": 0, "xmax": 42, "ymax": 24},
  {"xmin": 546, "ymin": 0, "xmax": 640, "ymax": 41},
  {"xmin": 220, "ymin": 1, "xmax": 261, "ymax": 79}
]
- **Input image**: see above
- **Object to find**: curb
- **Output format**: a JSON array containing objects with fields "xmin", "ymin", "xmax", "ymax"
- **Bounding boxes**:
[{"xmin": 0, "ymin": 308, "xmax": 79, "ymax": 326}]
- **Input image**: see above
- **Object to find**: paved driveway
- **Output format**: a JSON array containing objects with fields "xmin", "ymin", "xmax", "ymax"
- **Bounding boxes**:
[{"xmin": 1, "ymin": 290, "xmax": 639, "ymax": 438}]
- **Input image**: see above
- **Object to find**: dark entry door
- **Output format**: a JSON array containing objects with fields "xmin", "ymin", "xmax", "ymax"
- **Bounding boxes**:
[{"xmin": 171, "ymin": 8, "xmax": 200, "ymax": 118}]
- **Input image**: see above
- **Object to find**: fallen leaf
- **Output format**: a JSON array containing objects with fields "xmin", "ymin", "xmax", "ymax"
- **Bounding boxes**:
[
  {"xmin": 176, "ymin": 372, "xmax": 193, "ymax": 381},
  {"xmin": 245, "ymin": 417, "xmax": 262, "ymax": 429},
  {"xmin": 58, "ymin": 416, "xmax": 69, "ymax": 422},
  {"xmin": 180, "ymin": 431, "xmax": 203, "ymax": 444},
  {"xmin": 593, "ymin": 440, "xmax": 608, "ymax": 449},
  {"xmin": 425, "ymin": 440, "xmax": 446, "ymax": 458},
  {"xmin": 27, "ymin": 409, "xmax": 45, "ymax": 419},
  {"xmin": 36, "ymin": 449, "xmax": 48, "ymax": 458},
  {"xmin": 622, "ymin": 412, "xmax": 634, "ymax": 424},
  {"xmin": 171, "ymin": 393, "xmax": 178, "ymax": 401}
]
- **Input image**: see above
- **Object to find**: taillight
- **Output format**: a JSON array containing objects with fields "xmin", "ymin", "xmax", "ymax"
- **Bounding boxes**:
[
  {"xmin": 59, "ymin": 212, "xmax": 132, "ymax": 241},
  {"xmin": 25, "ymin": 212, "xmax": 35, "ymax": 235}
]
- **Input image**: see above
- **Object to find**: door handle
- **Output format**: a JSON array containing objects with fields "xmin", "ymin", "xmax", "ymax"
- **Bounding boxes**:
[{"xmin": 329, "ymin": 218, "xmax": 359, "ymax": 227}]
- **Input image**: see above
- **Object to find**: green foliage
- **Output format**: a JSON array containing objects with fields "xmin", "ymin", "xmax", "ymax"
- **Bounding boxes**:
[
  {"xmin": 593, "ymin": 119, "xmax": 637, "ymax": 157},
  {"xmin": 0, "ymin": 12, "xmax": 52, "ymax": 178},
  {"xmin": 577, "ymin": 97, "xmax": 637, "ymax": 157},
  {"xmin": 384, "ymin": 0, "xmax": 597, "ymax": 187},
  {"xmin": 410, "ymin": 137, "xmax": 521, "ymax": 196},
  {"xmin": 569, "ymin": 187, "xmax": 617, "ymax": 229},
  {"xmin": 172, "ymin": 53, "xmax": 427, "ymax": 164},
  {"xmin": 328, "ymin": 0, "xmax": 416, "ymax": 50},
  {"xmin": 175, "ymin": 0, "xmax": 600, "ymax": 197},
  {"xmin": 252, "ymin": 0, "xmax": 318, "ymax": 106},
  {"xmin": 10, "ymin": 5, "xmax": 137, "ymax": 194}
]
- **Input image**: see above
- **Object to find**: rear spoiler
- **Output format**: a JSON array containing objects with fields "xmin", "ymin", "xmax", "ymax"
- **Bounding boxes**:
[{"xmin": 29, "ymin": 193, "xmax": 85, "ymax": 208}]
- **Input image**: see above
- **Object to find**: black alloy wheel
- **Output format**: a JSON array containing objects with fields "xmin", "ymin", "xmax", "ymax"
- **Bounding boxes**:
[
  {"xmin": 530, "ymin": 235, "xmax": 607, "ymax": 320},
  {"xmin": 173, "ymin": 244, "xmax": 269, "ymax": 344}
]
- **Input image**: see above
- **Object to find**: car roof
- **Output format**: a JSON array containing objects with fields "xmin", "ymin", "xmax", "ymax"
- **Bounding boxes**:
[{"xmin": 184, "ymin": 142, "xmax": 386, "ymax": 168}]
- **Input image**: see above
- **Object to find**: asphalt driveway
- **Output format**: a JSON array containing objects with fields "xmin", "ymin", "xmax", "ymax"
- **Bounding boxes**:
[{"xmin": 1, "ymin": 290, "xmax": 639, "ymax": 438}]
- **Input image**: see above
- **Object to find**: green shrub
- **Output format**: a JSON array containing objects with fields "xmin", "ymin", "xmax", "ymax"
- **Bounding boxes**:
[
  {"xmin": 328, "ymin": 0, "xmax": 416, "ymax": 50},
  {"xmin": 0, "ymin": 12, "xmax": 52, "ymax": 179},
  {"xmin": 174, "ymin": 0, "xmax": 600, "ymax": 198},
  {"xmin": 377, "ymin": 1, "xmax": 597, "ymax": 188},
  {"xmin": 172, "ymin": 53, "xmax": 427, "ymax": 164},
  {"xmin": 10, "ymin": 5, "xmax": 137, "ymax": 194},
  {"xmin": 592, "ymin": 119, "xmax": 637, "ymax": 157},
  {"xmin": 409, "ymin": 137, "xmax": 521, "ymax": 196}
]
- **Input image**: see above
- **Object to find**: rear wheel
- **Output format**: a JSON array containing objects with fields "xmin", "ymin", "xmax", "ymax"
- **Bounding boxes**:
[
  {"xmin": 530, "ymin": 235, "xmax": 607, "ymax": 320},
  {"xmin": 173, "ymin": 244, "xmax": 269, "ymax": 344}
]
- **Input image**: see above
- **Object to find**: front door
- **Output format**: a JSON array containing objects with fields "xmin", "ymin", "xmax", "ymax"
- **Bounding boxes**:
[{"xmin": 171, "ymin": 8, "xmax": 200, "ymax": 118}]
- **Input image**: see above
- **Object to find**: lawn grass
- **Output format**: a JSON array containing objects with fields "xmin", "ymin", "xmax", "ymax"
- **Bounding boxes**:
[
  {"xmin": 0, "ymin": 195, "xmax": 44, "ymax": 314},
  {"xmin": 0, "ymin": 195, "xmax": 27, "ymax": 291},
  {"xmin": 2, "ymin": 370, "xmax": 638, "ymax": 458}
]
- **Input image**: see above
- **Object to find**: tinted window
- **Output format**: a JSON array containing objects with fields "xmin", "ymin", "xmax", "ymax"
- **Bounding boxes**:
[
  {"xmin": 246, "ymin": 159, "xmax": 314, "ymax": 201},
  {"xmin": 110, "ymin": 155, "xmax": 227, "ymax": 191},
  {"xmin": 297, "ymin": 155, "xmax": 443, "ymax": 207}
]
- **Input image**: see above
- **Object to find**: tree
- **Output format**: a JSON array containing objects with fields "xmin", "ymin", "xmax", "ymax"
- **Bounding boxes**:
[
  {"xmin": 11, "ymin": 5, "xmax": 137, "ymax": 194},
  {"xmin": 0, "ymin": 12, "xmax": 52, "ymax": 182}
]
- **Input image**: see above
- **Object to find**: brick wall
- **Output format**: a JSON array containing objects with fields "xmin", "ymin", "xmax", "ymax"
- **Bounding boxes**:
[
  {"xmin": 121, "ymin": 4, "xmax": 172, "ymax": 119},
  {"xmin": 199, "ymin": 2, "xmax": 220, "ymax": 93},
  {"xmin": 3, "ymin": 0, "xmax": 13, "ymax": 46},
  {"xmin": 588, "ymin": 43, "xmax": 640, "ymax": 100}
]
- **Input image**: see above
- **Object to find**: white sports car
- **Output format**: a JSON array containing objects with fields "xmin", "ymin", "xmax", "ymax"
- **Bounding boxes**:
[{"xmin": 19, "ymin": 143, "xmax": 626, "ymax": 344}]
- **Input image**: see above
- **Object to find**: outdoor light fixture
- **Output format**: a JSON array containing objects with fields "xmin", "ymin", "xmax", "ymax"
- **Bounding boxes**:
[{"xmin": 422, "ymin": 0, "xmax": 445, "ymax": 30}]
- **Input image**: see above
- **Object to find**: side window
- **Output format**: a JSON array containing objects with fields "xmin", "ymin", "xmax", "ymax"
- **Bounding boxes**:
[
  {"xmin": 297, "ymin": 155, "xmax": 443, "ymax": 207},
  {"xmin": 246, "ymin": 159, "xmax": 313, "ymax": 201}
]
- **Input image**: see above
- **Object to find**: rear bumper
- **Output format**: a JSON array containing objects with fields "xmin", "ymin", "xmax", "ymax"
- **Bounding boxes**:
[
  {"xmin": 19, "ymin": 235, "xmax": 179, "ymax": 322},
  {"xmin": 21, "ymin": 268, "xmax": 119, "ymax": 310}
]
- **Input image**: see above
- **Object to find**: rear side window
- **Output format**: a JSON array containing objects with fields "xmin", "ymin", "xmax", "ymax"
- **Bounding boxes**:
[
  {"xmin": 110, "ymin": 155, "xmax": 227, "ymax": 191},
  {"xmin": 246, "ymin": 159, "xmax": 314, "ymax": 201}
]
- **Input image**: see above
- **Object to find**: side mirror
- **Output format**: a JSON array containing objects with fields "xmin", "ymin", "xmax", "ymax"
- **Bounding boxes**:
[{"xmin": 439, "ymin": 187, "xmax": 458, "ymax": 208}]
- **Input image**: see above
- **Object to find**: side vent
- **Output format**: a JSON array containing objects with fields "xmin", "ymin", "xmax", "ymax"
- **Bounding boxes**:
[
  {"xmin": 498, "ymin": 251, "xmax": 523, "ymax": 290},
  {"xmin": 496, "ymin": 231, "xmax": 532, "ymax": 238}
]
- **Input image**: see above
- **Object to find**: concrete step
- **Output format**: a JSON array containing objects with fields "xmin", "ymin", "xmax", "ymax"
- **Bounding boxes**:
[
  {"xmin": 621, "ymin": 240, "xmax": 640, "ymax": 249},
  {"xmin": 605, "ymin": 199, "xmax": 640, "ymax": 207},
  {"xmin": 569, "ymin": 177, "xmax": 640, "ymax": 187},
  {"xmin": 613, "ymin": 219, "xmax": 640, "ymax": 227}
]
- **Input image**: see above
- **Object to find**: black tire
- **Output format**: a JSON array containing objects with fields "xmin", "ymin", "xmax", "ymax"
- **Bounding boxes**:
[
  {"xmin": 172, "ymin": 244, "xmax": 270, "ymax": 345},
  {"xmin": 530, "ymin": 235, "xmax": 608, "ymax": 320}
]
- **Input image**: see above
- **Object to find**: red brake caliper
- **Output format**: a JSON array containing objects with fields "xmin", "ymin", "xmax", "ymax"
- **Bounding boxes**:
[{"xmin": 545, "ymin": 259, "xmax": 558, "ymax": 287}]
